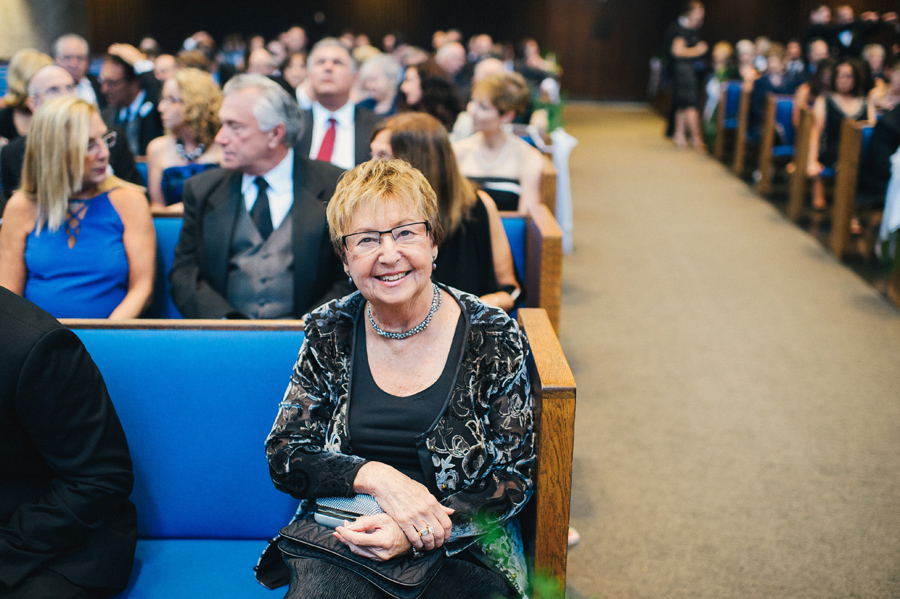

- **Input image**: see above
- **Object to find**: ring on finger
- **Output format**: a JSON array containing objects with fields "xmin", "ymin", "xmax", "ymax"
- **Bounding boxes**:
[{"xmin": 418, "ymin": 525, "xmax": 434, "ymax": 537}]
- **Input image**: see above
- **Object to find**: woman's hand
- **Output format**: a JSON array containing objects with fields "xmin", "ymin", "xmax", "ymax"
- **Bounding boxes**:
[
  {"xmin": 333, "ymin": 513, "xmax": 413, "ymax": 561},
  {"xmin": 807, "ymin": 161, "xmax": 823, "ymax": 178},
  {"xmin": 354, "ymin": 462, "xmax": 454, "ymax": 552}
]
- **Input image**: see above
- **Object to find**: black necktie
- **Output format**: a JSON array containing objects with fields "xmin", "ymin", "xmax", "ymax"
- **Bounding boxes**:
[{"xmin": 250, "ymin": 177, "xmax": 273, "ymax": 240}]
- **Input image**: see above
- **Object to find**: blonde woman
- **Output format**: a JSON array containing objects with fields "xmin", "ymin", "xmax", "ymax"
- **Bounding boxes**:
[
  {"xmin": 145, "ymin": 68, "xmax": 223, "ymax": 209},
  {"xmin": 0, "ymin": 96, "xmax": 155, "ymax": 318},
  {"xmin": 0, "ymin": 49, "xmax": 53, "ymax": 144},
  {"xmin": 452, "ymin": 72, "xmax": 545, "ymax": 213}
]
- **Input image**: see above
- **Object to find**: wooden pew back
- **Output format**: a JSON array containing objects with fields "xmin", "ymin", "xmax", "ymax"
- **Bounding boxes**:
[
  {"xmin": 731, "ymin": 86, "xmax": 753, "ymax": 175},
  {"xmin": 756, "ymin": 94, "xmax": 795, "ymax": 195},
  {"xmin": 787, "ymin": 105, "xmax": 815, "ymax": 222},
  {"xmin": 828, "ymin": 121, "xmax": 875, "ymax": 258},
  {"xmin": 714, "ymin": 81, "xmax": 743, "ymax": 160}
]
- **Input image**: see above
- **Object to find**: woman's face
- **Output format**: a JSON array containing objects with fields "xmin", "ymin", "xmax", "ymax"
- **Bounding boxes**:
[
  {"xmin": 370, "ymin": 129, "xmax": 394, "ymax": 159},
  {"xmin": 82, "ymin": 111, "xmax": 111, "ymax": 192},
  {"xmin": 283, "ymin": 54, "xmax": 307, "ymax": 89},
  {"xmin": 158, "ymin": 78, "xmax": 185, "ymax": 132},
  {"xmin": 400, "ymin": 67, "xmax": 422, "ymax": 106},
  {"xmin": 835, "ymin": 63, "xmax": 855, "ymax": 95},
  {"xmin": 343, "ymin": 201, "xmax": 435, "ymax": 313},
  {"xmin": 468, "ymin": 93, "xmax": 504, "ymax": 133}
]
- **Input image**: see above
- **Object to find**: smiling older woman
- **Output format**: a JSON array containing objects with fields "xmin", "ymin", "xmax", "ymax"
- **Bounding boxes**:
[{"xmin": 264, "ymin": 159, "xmax": 534, "ymax": 599}]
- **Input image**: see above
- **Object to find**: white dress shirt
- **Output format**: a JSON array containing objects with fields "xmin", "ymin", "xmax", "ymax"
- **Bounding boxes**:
[
  {"xmin": 75, "ymin": 77, "xmax": 99, "ymax": 106},
  {"xmin": 308, "ymin": 101, "xmax": 356, "ymax": 170},
  {"xmin": 241, "ymin": 149, "xmax": 295, "ymax": 231}
]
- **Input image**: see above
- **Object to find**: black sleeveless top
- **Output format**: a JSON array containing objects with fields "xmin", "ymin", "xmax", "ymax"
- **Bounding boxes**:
[
  {"xmin": 432, "ymin": 196, "xmax": 501, "ymax": 298},
  {"xmin": 348, "ymin": 310, "xmax": 466, "ymax": 485}
]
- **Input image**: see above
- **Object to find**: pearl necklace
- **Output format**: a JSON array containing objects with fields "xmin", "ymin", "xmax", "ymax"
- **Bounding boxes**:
[{"xmin": 368, "ymin": 283, "xmax": 442, "ymax": 340}]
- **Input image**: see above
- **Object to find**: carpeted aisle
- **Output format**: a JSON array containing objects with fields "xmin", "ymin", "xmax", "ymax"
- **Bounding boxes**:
[{"xmin": 559, "ymin": 103, "xmax": 900, "ymax": 599}]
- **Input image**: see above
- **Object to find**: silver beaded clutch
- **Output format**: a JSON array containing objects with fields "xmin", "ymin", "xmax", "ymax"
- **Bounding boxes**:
[{"xmin": 314, "ymin": 494, "xmax": 385, "ymax": 528}]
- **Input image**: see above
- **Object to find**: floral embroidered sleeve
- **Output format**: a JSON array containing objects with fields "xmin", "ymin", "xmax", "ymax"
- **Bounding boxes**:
[
  {"xmin": 265, "ymin": 311, "xmax": 367, "ymax": 499},
  {"xmin": 435, "ymin": 313, "xmax": 536, "ymax": 551}
]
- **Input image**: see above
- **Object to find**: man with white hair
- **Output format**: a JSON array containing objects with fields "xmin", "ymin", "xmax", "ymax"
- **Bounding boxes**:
[
  {"xmin": 170, "ymin": 74, "xmax": 350, "ymax": 319},
  {"xmin": 296, "ymin": 38, "xmax": 380, "ymax": 169},
  {"xmin": 0, "ymin": 66, "xmax": 142, "ymax": 208},
  {"xmin": 52, "ymin": 33, "xmax": 103, "ymax": 107}
]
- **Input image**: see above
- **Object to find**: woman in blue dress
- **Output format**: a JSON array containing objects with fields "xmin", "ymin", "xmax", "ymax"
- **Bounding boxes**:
[
  {"xmin": 0, "ymin": 95, "xmax": 156, "ymax": 319},
  {"xmin": 146, "ymin": 67, "xmax": 223, "ymax": 211}
]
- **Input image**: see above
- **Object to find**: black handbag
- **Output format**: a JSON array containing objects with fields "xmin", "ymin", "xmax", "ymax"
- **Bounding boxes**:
[{"xmin": 277, "ymin": 516, "xmax": 446, "ymax": 599}]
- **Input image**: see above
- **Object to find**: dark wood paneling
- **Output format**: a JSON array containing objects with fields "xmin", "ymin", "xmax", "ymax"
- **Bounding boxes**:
[{"xmin": 85, "ymin": 0, "xmax": 898, "ymax": 100}]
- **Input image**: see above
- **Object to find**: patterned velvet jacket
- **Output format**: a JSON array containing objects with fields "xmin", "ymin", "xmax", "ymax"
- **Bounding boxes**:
[{"xmin": 266, "ymin": 285, "xmax": 535, "ymax": 595}]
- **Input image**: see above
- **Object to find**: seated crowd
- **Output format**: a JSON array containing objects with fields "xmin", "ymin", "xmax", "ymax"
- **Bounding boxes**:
[
  {"xmin": 0, "ymin": 25, "xmax": 568, "ymax": 599},
  {"xmin": 0, "ymin": 26, "xmax": 562, "ymax": 321},
  {"xmin": 670, "ymin": 2, "xmax": 900, "ymax": 268}
]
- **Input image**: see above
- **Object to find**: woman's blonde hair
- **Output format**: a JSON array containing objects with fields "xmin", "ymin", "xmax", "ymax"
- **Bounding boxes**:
[
  {"xmin": 327, "ymin": 159, "xmax": 443, "ymax": 259},
  {"xmin": 20, "ymin": 96, "xmax": 141, "ymax": 234},
  {"xmin": 170, "ymin": 68, "xmax": 223, "ymax": 147},
  {"xmin": 371, "ymin": 112, "xmax": 476, "ymax": 236},
  {"xmin": 471, "ymin": 71, "xmax": 530, "ymax": 117},
  {"xmin": 3, "ymin": 49, "xmax": 53, "ymax": 108}
]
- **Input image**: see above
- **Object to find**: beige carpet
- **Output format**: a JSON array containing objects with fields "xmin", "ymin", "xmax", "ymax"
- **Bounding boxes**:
[{"xmin": 559, "ymin": 103, "xmax": 900, "ymax": 599}]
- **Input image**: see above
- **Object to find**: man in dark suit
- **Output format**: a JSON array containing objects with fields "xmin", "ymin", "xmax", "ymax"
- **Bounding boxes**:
[
  {"xmin": 0, "ymin": 287, "xmax": 136, "ymax": 598},
  {"xmin": 296, "ymin": 38, "xmax": 381, "ymax": 169},
  {"xmin": 170, "ymin": 74, "xmax": 351, "ymax": 320},
  {"xmin": 99, "ymin": 54, "xmax": 162, "ymax": 156},
  {"xmin": 0, "ymin": 65, "xmax": 143, "ymax": 211}
]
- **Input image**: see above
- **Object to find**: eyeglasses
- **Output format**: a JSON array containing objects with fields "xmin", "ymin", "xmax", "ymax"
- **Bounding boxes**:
[
  {"xmin": 86, "ymin": 131, "xmax": 117, "ymax": 155},
  {"xmin": 342, "ymin": 222, "xmax": 430, "ymax": 255}
]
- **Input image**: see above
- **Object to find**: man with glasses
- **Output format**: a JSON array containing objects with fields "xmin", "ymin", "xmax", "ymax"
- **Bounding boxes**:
[
  {"xmin": 98, "ymin": 54, "xmax": 162, "ymax": 156},
  {"xmin": 52, "ymin": 33, "xmax": 103, "ymax": 108},
  {"xmin": 170, "ymin": 74, "xmax": 351, "ymax": 319},
  {"xmin": 0, "ymin": 66, "xmax": 143, "ymax": 210}
]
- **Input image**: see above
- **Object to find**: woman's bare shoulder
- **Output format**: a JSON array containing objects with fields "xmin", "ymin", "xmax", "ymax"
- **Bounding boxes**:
[
  {"xmin": 107, "ymin": 186, "xmax": 152, "ymax": 217},
  {"xmin": 2, "ymin": 192, "xmax": 38, "ymax": 223},
  {"xmin": 146, "ymin": 134, "xmax": 176, "ymax": 162}
]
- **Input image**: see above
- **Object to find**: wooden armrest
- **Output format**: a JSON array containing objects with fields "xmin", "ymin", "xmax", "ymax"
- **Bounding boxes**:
[
  {"xmin": 525, "ymin": 204, "xmax": 563, "ymax": 334},
  {"xmin": 541, "ymin": 155, "xmax": 558, "ymax": 216},
  {"xmin": 731, "ymin": 87, "xmax": 752, "ymax": 174},
  {"xmin": 517, "ymin": 308, "xmax": 576, "ymax": 597},
  {"xmin": 828, "ymin": 120, "xmax": 866, "ymax": 258},
  {"xmin": 787, "ymin": 106, "xmax": 814, "ymax": 222}
]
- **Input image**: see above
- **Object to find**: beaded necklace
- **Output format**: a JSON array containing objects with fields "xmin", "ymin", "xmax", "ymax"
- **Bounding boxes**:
[
  {"xmin": 175, "ymin": 139, "xmax": 206, "ymax": 162},
  {"xmin": 367, "ymin": 283, "xmax": 442, "ymax": 340}
]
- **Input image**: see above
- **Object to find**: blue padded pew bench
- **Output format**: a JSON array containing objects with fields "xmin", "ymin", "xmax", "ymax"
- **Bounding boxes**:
[
  {"xmin": 65, "ymin": 320, "xmax": 306, "ymax": 598},
  {"xmin": 62, "ymin": 308, "xmax": 576, "ymax": 598}
]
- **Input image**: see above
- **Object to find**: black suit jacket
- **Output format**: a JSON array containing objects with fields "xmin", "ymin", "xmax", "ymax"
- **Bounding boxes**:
[
  {"xmin": 101, "ymin": 93, "xmax": 164, "ymax": 157},
  {"xmin": 296, "ymin": 105, "xmax": 382, "ymax": 166},
  {"xmin": 0, "ymin": 288, "xmax": 136, "ymax": 592},
  {"xmin": 170, "ymin": 152, "xmax": 351, "ymax": 319},
  {"xmin": 0, "ymin": 124, "xmax": 144, "ymax": 211}
]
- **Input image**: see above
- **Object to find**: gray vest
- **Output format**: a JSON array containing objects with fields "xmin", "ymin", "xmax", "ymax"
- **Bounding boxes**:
[{"xmin": 226, "ymin": 206, "xmax": 295, "ymax": 319}]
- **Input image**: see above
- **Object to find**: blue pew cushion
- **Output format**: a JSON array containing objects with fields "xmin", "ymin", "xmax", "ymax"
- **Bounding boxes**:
[{"xmin": 114, "ymin": 540, "xmax": 277, "ymax": 598}]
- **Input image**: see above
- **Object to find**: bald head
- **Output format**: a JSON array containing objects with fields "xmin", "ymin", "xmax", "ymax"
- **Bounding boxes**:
[
  {"xmin": 435, "ymin": 42, "xmax": 466, "ymax": 76},
  {"xmin": 27, "ymin": 65, "xmax": 76, "ymax": 112},
  {"xmin": 473, "ymin": 58, "xmax": 505, "ymax": 83}
]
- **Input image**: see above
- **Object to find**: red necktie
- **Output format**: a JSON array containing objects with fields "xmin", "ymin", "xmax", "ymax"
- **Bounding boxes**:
[{"xmin": 316, "ymin": 118, "xmax": 337, "ymax": 162}]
